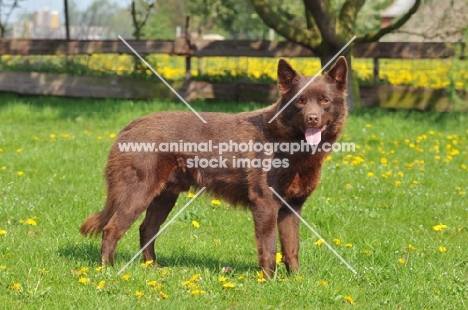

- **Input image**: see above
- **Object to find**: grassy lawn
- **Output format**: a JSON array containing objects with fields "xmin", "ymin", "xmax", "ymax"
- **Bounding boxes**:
[{"xmin": 0, "ymin": 93, "xmax": 467, "ymax": 309}]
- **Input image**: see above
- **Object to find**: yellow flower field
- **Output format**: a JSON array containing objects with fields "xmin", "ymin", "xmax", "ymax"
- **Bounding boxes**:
[{"xmin": 0, "ymin": 54, "xmax": 467, "ymax": 89}]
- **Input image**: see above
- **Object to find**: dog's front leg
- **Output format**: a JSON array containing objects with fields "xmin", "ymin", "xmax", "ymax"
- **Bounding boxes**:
[
  {"xmin": 251, "ymin": 202, "xmax": 280, "ymax": 279},
  {"xmin": 277, "ymin": 204, "xmax": 301, "ymax": 273}
]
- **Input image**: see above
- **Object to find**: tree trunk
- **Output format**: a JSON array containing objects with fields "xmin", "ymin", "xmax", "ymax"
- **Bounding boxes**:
[{"xmin": 320, "ymin": 52, "xmax": 359, "ymax": 111}]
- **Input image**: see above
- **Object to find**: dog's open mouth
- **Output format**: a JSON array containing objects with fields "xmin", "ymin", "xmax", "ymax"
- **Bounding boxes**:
[{"xmin": 305, "ymin": 125, "xmax": 327, "ymax": 145}]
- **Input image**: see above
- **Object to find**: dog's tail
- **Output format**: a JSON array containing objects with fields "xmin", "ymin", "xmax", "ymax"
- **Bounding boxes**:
[{"xmin": 80, "ymin": 200, "xmax": 115, "ymax": 237}]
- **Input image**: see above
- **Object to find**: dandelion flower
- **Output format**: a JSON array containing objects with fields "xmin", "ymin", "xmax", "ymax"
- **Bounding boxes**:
[
  {"xmin": 344, "ymin": 295, "xmax": 355, "ymax": 305},
  {"xmin": 96, "ymin": 280, "xmax": 105, "ymax": 290},
  {"xmin": 134, "ymin": 291, "xmax": 144, "ymax": 297},
  {"xmin": 190, "ymin": 273, "xmax": 201, "ymax": 281},
  {"xmin": 109, "ymin": 133, "xmax": 116, "ymax": 138},
  {"xmin": 17, "ymin": 171, "xmax": 24, "ymax": 176},
  {"xmin": 367, "ymin": 172, "xmax": 374, "ymax": 177},
  {"xmin": 256, "ymin": 271, "xmax": 266, "ymax": 282},
  {"xmin": 237, "ymin": 275, "xmax": 245, "ymax": 281},
  {"xmin": 394, "ymin": 181, "xmax": 402, "ymax": 187},
  {"xmin": 160, "ymin": 291, "xmax": 169, "ymax": 299},
  {"xmin": 39, "ymin": 268, "xmax": 48, "ymax": 275},
  {"xmin": 439, "ymin": 246, "xmax": 447, "ymax": 253},
  {"xmin": 161, "ymin": 269, "xmax": 169, "ymax": 276},
  {"xmin": 223, "ymin": 282, "xmax": 235, "ymax": 288},
  {"xmin": 315, "ymin": 239, "xmax": 324, "ymax": 246},
  {"xmin": 345, "ymin": 243, "xmax": 353, "ymax": 248},
  {"xmin": 317, "ymin": 279, "xmax": 329, "ymax": 287},
  {"xmin": 187, "ymin": 192, "xmax": 195, "ymax": 198},
  {"xmin": 211, "ymin": 199, "xmax": 221, "ymax": 205},
  {"xmin": 333, "ymin": 238, "xmax": 342, "ymax": 246},
  {"xmin": 218, "ymin": 276, "xmax": 227, "ymax": 282},
  {"xmin": 408, "ymin": 244, "xmax": 416, "ymax": 251},
  {"xmin": 26, "ymin": 218, "xmax": 37, "ymax": 226},
  {"xmin": 16, "ymin": 148, "xmax": 22, "ymax": 153},
  {"xmin": 78, "ymin": 277, "xmax": 90, "ymax": 285},
  {"xmin": 191, "ymin": 289, "xmax": 205, "ymax": 295},
  {"xmin": 11, "ymin": 283, "xmax": 21, "ymax": 291},
  {"xmin": 95, "ymin": 266, "xmax": 104, "ymax": 272},
  {"xmin": 141, "ymin": 260, "xmax": 153, "ymax": 268},
  {"xmin": 121, "ymin": 273, "xmax": 131, "ymax": 281},
  {"xmin": 0, "ymin": 265, "xmax": 6, "ymax": 270},
  {"xmin": 276, "ymin": 252, "xmax": 282, "ymax": 265},
  {"xmin": 398, "ymin": 258, "xmax": 406, "ymax": 264},
  {"xmin": 191, "ymin": 220, "xmax": 200, "ymax": 228},
  {"xmin": 77, "ymin": 267, "xmax": 88, "ymax": 275},
  {"xmin": 432, "ymin": 224, "xmax": 447, "ymax": 232},
  {"xmin": 0, "ymin": 230, "xmax": 6, "ymax": 236}
]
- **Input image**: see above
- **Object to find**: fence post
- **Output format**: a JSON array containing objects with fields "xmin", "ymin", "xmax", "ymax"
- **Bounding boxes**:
[
  {"xmin": 185, "ymin": 16, "xmax": 191, "ymax": 82},
  {"xmin": 373, "ymin": 57, "xmax": 379, "ymax": 82}
]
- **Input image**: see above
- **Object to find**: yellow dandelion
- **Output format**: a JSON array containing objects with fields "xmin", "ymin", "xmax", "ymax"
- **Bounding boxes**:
[
  {"xmin": 191, "ymin": 289, "xmax": 205, "ymax": 295},
  {"xmin": 16, "ymin": 148, "xmax": 22, "ymax": 153},
  {"xmin": 256, "ymin": 271, "xmax": 266, "ymax": 283},
  {"xmin": 439, "ymin": 246, "xmax": 447, "ymax": 253},
  {"xmin": 344, "ymin": 295, "xmax": 355, "ymax": 305},
  {"xmin": 317, "ymin": 279, "xmax": 329, "ymax": 287},
  {"xmin": 457, "ymin": 227, "xmax": 464, "ymax": 232},
  {"xmin": 395, "ymin": 181, "xmax": 402, "ymax": 187},
  {"xmin": 96, "ymin": 280, "xmax": 105, "ymax": 290},
  {"xmin": 11, "ymin": 283, "xmax": 21, "ymax": 291},
  {"xmin": 237, "ymin": 275, "xmax": 245, "ymax": 281},
  {"xmin": 362, "ymin": 249, "xmax": 371, "ymax": 254},
  {"xmin": 380, "ymin": 157, "xmax": 388, "ymax": 165},
  {"xmin": 218, "ymin": 276, "xmax": 227, "ymax": 282},
  {"xmin": 190, "ymin": 273, "xmax": 201, "ymax": 281},
  {"xmin": 365, "ymin": 124, "xmax": 372, "ymax": 128},
  {"xmin": 398, "ymin": 258, "xmax": 406, "ymax": 264},
  {"xmin": 0, "ymin": 148, "xmax": 3, "ymax": 152},
  {"xmin": 25, "ymin": 218, "xmax": 37, "ymax": 226},
  {"xmin": 78, "ymin": 277, "xmax": 90, "ymax": 284},
  {"xmin": 121, "ymin": 273, "xmax": 131, "ymax": 281},
  {"xmin": 223, "ymin": 282, "xmax": 235, "ymax": 288},
  {"xmin": 367, "ymin": 172, "xmax": 374, "ymax": 177},
  {"xmin": 141, "ymin": 260, "xmax": 153, "ymax": 268},
  {"xmin": 39, "ymin": 268, "xmax": 48, "ymax": 275},
  {"xmin": 160, "ymin": 291, "xmax": 169, "ymax": 299},
  {"xmin": 0, "ymin": 229, "xmax": 6, "ymax": 236},
  {"xmin": 345, "ymin": 243, "xmax": 353, "ymax": 248},
  {"xmin": 17, "ymin": 171, "xmax": 24, "ymax": 176},
  {"xmin": 1, "ymin": 166, "xmax": 5, "ymax": 170},
  {"xmin": 333, "ymin": 238, "xmax": 342, "ymax": 246},
  {"xmin": 50, "ymin": 134, "xmax": 56, "ymax": 139},
  {"xmin": 211, "ymin": 199, "xmax": 221, "ymax": 205},
  {"xmin": 276, "ymin": 252, "xmax": 282, "ymax": 265},
  {"xmin": 191, "ymin": 220, "xmax": 200, "ymax": 228},
  {"xmin": 77, "ymin": 267, "xmax": 88, "ymax": 275},
  {"xmin": 134, "ymin": 291, "xmax": 144, "ymax": 297},
  {"xmin": 95, "ymin": 266, "xmax": 104, "ymax": 272},
  {"xmin": 315, "ymin": 239, "xmax": 324, "ymax": 246},
  {"xmin": 182, "ymin": 280, "xmax": 191, "ymax": 286},
  {"xmin": 187, "ymin": 192, "xmax": 195, "ymax": 198},
  {"xmin": 432, "ymin": 224, "xmax": 447, "ymax": 232},
  {"xmin": 408, "ymin": 244, "xmax": 416, "ymax": 251},
  {"xmin": 109, "ymin": 133, "xmax": 116, "ymax": 138},
  {"xmin": 344, "ymin": 183, "xmax": 352, "ymax": 189},
  {"xmin": 0, "ymin": 265, "xmax": 6, "ymax": 270},
  {"xmin": 147, "ymin": 280, "xmax": 160, "ymax": 288},
  {"xmin": 161, "ymin": 269, "xmax": 170, "ymax": 276}
]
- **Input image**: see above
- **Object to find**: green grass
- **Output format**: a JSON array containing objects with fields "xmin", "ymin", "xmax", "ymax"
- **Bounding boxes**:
[{"xmin": 0, "ymin": 93, "xmax": 467, "ymax": 309}]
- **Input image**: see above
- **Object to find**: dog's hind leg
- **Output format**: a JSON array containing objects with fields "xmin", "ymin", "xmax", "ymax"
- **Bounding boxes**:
[
  {"xmin": 139, "ymin": 191, "xmax": 179, "ymax": 264},
  {"xmin": 277, "ymin": 205, "xmax": 301, "ymax": 273},
  {"xmin": 100, "ymin": 182, "xmax": 160, "ymax": 266}
]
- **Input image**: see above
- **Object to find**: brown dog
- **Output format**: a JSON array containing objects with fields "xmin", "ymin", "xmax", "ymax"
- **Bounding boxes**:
[{"xmin": 80, "ymin": 56, "xmax": 348, "ymax": 277}]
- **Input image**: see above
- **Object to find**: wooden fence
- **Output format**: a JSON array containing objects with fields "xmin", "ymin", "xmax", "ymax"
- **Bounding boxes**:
[{"xmin": 0, "ymin": 38, "xmax": 465, "ymax": 110}]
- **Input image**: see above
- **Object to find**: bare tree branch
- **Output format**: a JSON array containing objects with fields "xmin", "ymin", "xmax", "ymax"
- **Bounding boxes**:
[
  {"xmin": 303, "ymin": 0, "xmax": 339, "ymax": 46},
  {"xmin": 355, "ymin": 0, "xmax": 421, "ymax": 43}
]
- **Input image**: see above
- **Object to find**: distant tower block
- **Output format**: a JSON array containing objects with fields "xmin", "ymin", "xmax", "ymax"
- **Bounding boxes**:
[
  {"xmin": 43, "ymin": 7, "xmax": 51, "ymax": 28},
  {"xmin": 51, "ymin": 11, "xmax": 59, "ymax": 29}
]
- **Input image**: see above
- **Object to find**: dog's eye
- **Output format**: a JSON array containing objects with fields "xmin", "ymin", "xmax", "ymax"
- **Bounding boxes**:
[
  {"xmin": 320, "ymin": 97, "xmax": 330, "ymax": 105},
  {"xmin": 296, "ymin": 98, "xmax": 305, "ymax": 105}
]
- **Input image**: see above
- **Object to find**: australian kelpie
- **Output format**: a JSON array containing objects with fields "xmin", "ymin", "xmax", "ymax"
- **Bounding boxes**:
[{"xmin": 80, "ymin": 56, "xmax": 348, "ymax": 278}]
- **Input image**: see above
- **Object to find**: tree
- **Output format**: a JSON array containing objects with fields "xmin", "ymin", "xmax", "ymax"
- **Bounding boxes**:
[
  {"xmin": 249, "ymin": 0, "xmax": 421, "ymax": 110},
  {"xmin": 0, "ymin": 0, "xmax": 25, "ymax": 37},
  {"xmin": 130, "ymin": 0, "xmax": 155, "ymax": 40}
]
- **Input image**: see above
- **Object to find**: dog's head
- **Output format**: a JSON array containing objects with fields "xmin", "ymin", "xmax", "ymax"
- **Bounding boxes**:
[{"xmin": 275, "ymin": 56, "xmax": 348, "ymax": 145}]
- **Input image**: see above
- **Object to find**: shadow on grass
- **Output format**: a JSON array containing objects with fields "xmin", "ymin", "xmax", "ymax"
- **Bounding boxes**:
[{"xmin": 57, "ymin": 241, "xmax": 255, "ymax": 272}]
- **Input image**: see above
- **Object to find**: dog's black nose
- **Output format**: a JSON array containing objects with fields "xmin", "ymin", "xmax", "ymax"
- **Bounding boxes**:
[{"xmin": 307, "ymin": 113, "xmax": 319, "ymax": 125}]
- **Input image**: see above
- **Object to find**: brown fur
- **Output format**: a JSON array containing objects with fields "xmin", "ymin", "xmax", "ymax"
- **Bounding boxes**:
[{"xmin": 80, "ymin": 56, "xmax": 348, "ymax": 278}]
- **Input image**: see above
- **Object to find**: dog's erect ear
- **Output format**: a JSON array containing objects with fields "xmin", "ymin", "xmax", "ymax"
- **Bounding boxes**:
[
  {"xmin": 277, "ymin": 58, "xmax": 300, "ymax": 95},
  {"xmin": 325, "ymin": 56, "xmax": 348, "ymax": 91}
]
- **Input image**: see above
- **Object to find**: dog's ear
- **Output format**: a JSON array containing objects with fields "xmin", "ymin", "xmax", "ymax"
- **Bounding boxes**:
[
  {"xmin": 325, "ymin": 56, "xmax": 347, "ymax": 91},
  {"xmin": 277, "ymin": 58, "xmax": 300, "ymax": 95}
]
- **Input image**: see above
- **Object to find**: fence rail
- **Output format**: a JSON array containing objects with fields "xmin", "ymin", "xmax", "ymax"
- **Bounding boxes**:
[{"xmin": 0, "ymin": 38, "xmax": 463, "ymax": 58}]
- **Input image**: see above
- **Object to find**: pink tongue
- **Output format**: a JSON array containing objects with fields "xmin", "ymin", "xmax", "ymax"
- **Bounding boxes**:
[{"xmin": 305, "ymin": 128, "xmax": 322, "ymax": 145}]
